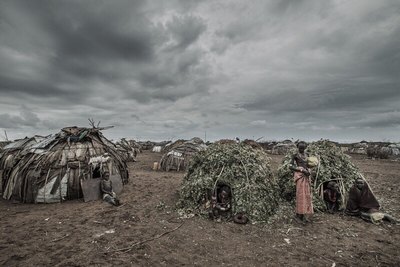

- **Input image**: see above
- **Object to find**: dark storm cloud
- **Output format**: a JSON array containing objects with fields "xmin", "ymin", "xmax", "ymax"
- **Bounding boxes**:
[
  {"xmin": 0, "ymin": 0, "xmax": 399, "ymax": 141},
  {"xmin": 20, "ymin": 0, "xmax": 154, "ymax": 62},
  {"xmin": 357, "ymin": 111, "xmax": 400, "ymax": 128},
  {"xmin": 0, "ymin": 107, "xmax": 40, "ymax": 128},
  {"xmin": 241, "ymin": 82, "xmax": 400, "ymax": 113},
  {"xmin": 166, "ymin": 15, "xmax": 207, "ymax": 50}
]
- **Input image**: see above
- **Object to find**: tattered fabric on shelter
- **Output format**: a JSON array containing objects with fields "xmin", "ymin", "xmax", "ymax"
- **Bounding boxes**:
[
  {"xmin": 1, "ymin": 127, "xmax": 129, "ymax": 203},
  {"xmin": 179, "ymin": 142, "xmax": 280, "ymax": 223}
]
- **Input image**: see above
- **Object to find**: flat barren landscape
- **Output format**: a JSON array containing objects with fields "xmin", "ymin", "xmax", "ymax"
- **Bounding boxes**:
[{"xmin": 0, "ymin": 151, "xmax": 399, "ymax": 266}]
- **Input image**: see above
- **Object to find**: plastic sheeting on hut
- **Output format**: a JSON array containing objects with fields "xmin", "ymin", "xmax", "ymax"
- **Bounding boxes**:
[
  {"xmin": 367, "ymin": 143, "xmax": 400, "ymax": 159},
  {"xmin": 152, "ymin": 146, "xmax": 162, "ymax": 153},
  {"xmin": 159, "ymin": 138, "xmax": 206, "ymax": 171},
  {"xmin": 1, "ymin": 127, "xmax": 129, "ymax": 203}
]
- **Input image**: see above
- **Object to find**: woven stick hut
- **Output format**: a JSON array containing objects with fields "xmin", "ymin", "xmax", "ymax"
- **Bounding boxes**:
[
  {"xmin": 179, "ymin": 142, "xmax": 279, "ymax": 222},
  {"xmin": 278, "ymin": 140, "xmax": 362, "ymax": 211},
  {"xmin": 1, "ymin": 126, "xmax": 128, "ymax": 203},
  {"xmin": 115, "ymin": 138, "xmax": 141, "ymax": 162},
  {"xmin": 159, "ymin": 138, "xmax": 206, "ymax": 171}
]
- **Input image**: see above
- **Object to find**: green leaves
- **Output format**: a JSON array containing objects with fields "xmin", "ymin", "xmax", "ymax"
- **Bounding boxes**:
[
  {"xmin": 178, "ymin": 142, "xmax": 279, "ymax": 222},
  {"xmin": 278, "ymin": 140, "xmax": 360, "ymax": 211}
]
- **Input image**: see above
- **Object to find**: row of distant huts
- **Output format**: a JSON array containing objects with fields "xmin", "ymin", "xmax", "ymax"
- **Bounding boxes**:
[{"xmin": 1, "ymin": 130, "xmax": 399, "ymax": 205}]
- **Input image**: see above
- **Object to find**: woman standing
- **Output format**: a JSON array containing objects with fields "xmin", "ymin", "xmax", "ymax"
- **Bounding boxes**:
[{"xmin": 289, "ymin": 141, "xmax": 313, "ymax": 223}]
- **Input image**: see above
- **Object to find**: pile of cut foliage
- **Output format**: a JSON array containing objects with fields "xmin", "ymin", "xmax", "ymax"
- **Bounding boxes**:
[
  {"xmin": 179, "ymin": 142, "xmax": 279, "ymax": 222},
  {"xmin": 278, "ymin": 140, "xmax": 361, "ymax": 211}
]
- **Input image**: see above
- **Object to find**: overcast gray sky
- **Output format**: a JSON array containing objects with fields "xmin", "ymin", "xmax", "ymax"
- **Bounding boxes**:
[{"xmin": 0, "ymin": 0, "xmax": 399, "ymax": 142}]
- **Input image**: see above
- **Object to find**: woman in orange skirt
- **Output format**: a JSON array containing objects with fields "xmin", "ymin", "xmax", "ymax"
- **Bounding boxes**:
[{"xmin": 289, "ymin": 141, "xmax": 313, "ymax": 223}]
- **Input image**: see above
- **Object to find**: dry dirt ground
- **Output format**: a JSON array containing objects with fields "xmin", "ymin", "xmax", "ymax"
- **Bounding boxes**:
[{"xmin": 0, "ymin": 151, "xmax": 399, "ymax": 266}]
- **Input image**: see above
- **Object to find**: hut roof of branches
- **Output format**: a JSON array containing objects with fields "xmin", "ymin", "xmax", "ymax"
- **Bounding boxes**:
[
  {"xmin": 179, "ymin": 142, "xmax": 279, "ymax": 223},
  {"xmin": 115, "ymin": 138, "xmax": 141, "ymax": 161},
  {"xmin": 162, "ymin": 139, "xmax": 186, "ymax": 153},
  {"xmin": 270, "ymin": 140, "xmax": 296, "ymax": 155},
  {"xmin": 278, "ymin": 140, "xmax": 362, "ymax": 211},
  {"xmin": 242, "ymin": 139, "xmax": 263, "ymax": 150},
  {"xmin": 214, "ymin": 139, "xmax": 236, "ymax": 145},
  {"xmin": 138, "ymin": 141, "xmax": 156, "ymax": 150},
  {"xmin": 159, "ymin": 138, "xmax": 206, "ymax": 171},
  {"xmin": 347, "ymin": 142, "xmax": 368, "ymax": 155},
  {"xmin": 0, "ymin": 141, "xmax": 11, "ymax": 150},
  {"xmin": 0, "ymin": 136, "xmax": 46, "ymax": 171},
  {"xmin": 367, "ymin": 142, "xmax": 400, "ymax": 159},
  {"xmin": 1, "ymin": 126, "xmax": 128, "ymax": 203}
]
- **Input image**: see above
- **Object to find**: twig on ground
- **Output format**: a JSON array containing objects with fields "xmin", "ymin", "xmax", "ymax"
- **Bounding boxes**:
[
  {"xmin": 321, "ymin": 256, "xmax": 336, "ymax": 264},
  {"xmin": 51, "ymin": 234, "xmax": 70, "ymax": 242},
  {"xmin": 117, "ymin": 203, "xmax": 127, "ymax": 209},
  {"xmin": 286, "ymin": 227, "xmax": 303, "ymax": 234},
  {"xmin": 105, "ymin": 222, "xmax": 185, "ymax": 254}
]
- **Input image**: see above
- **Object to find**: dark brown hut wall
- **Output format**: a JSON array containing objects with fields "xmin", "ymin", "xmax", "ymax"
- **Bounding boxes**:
[{"xmin": 1, "ymin": 127, "xmax": 129, "ymax": 203}]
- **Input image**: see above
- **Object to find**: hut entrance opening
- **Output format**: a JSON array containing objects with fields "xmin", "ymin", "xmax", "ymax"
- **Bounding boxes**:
[
  {"xmin": 209, "ymin": 183, "xmax": 232, "ymax": 220},
  {"xmin": 92, "ymin": 166, "xmax": 102, "ymax": 179}
]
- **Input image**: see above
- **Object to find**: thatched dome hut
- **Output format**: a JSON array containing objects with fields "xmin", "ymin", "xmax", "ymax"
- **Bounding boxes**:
[
  {"xmin": 1, "ymin": 127, "xmax": 128, "ymax": 203},
  {"xmin": 278, "ymin": 140, "xmax": 362, "ymax": 211},
  {"xmin": 179, "ymin": 142, "xmax": 279, "ymax": 223},
  {"xmin": 115, "ymin": 138, "xmax": 141, "ymax": 162},
  {"xmin": 271, "ymin": 140, "xmax": 296, "ymax": 155},
  {"xmin": 367, "ymin": 142, "xmax": 400, "ymax": 159},
  {"xmin": 159, "ymin": 138, "xmax": 206, "ymax": 171}
]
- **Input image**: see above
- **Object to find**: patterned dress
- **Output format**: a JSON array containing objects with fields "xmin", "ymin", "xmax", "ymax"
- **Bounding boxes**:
[{"xmin": 292, "ymin": 153, "xmax": 313, "ymax": 215}]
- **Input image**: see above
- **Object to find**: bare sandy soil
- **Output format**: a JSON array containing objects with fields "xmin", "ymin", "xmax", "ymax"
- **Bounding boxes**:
[{"xmin": 0, "ymin": 152, "xmax": 399, "ymax": 266}]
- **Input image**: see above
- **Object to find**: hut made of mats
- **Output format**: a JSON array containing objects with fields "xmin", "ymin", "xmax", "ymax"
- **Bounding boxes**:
[
  {"xmin": 159, "ymin": 138, "xmax": 206, "ymax": 171},
  {"xmin": 179, "ymin": 142, "xmax": 279, "ymax": 222},
  {"xmin": 278, "ymin": 140, "xmax": 362, "ymax": 211},
  {"xmin": 0, "ymin": 136, "xmax": 46, "ymax": 174},
  {"xmin": 1, "ymin": 126, "xmax": 129, "ymax": 203}
]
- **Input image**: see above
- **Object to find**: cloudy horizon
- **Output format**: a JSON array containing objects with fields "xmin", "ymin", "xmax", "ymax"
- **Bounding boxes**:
[{"xmin": 1, "ymin": 0, "xmax": 399, "ymax": 143}]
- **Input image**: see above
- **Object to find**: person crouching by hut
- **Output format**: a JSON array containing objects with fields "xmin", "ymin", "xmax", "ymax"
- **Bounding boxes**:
[
  {"xmin": 346, "ymin": 178, "xmax": 398, "ymax": 224},
  {"xmin": 101, "ymin": 171, "xmax": 120, "ymax": 206},
  {"xmin": 209, "ymin": 185, "xmax": 232, "ymax": 221},
  {"xmin": 289, "ymin": 141, "xmax": 313, "ymax": 223},
  {"xmin": 323, "ymin": 181, "xmax": 341, "ymax": 213}
]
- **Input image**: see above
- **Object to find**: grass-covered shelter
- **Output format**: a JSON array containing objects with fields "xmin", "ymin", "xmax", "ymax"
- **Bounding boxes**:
[{"xmin": 179, "ymin": 142, "xmax": 280, "ymax": 223}]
